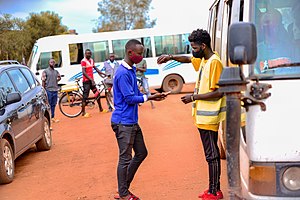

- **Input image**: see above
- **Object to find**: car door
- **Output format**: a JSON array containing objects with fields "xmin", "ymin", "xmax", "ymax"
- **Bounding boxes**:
[
  {"xmin": 0, "ymin": 71, "xmax": 25, "ymax": 154},
  {"xmin": 6, "ymin": 69, "xmax": 33, "ymax": 154},
  {"xmin": 20, "ymin": 68, "xmax": 43, "ymax": 140}
]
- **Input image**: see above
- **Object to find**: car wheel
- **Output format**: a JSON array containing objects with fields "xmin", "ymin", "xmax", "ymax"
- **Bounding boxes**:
[
  {"xmin": 0, "ymin": 138, "xmax": 14, "ymax": 184},
  {"xmin": 162, "ymin": 74, "xmax": 183, "ymax": 94},
  {"xmin": 36, "ymin": 117, "xmax": 52, "ymax": 151}
]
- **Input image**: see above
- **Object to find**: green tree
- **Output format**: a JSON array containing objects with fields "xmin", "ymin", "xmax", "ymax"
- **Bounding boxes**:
[
  {"xmin": 0, "ymin": 11, "xmax": 68, "ymax": 63},
  {"xmin": 25, "ymin": 11, "xmax": 68, "ymax": 45},
  {"xmin": 0, "ymin": 14, "xmax": 29, "ymax": 61},
  {"xmin": 95, "ymin": 0, "xmax": 156, "ymax": 32}
]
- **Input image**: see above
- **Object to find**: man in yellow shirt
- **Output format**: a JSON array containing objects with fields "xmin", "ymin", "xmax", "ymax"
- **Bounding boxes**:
[{"xmin": 157, "ymin": 29, "xmax": 225, "ymax": 200}]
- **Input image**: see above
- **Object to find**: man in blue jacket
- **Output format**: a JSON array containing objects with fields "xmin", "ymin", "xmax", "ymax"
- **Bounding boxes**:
[{"xmin": 111, "ymin": 39, "xmax": 169, "ymax": 200}]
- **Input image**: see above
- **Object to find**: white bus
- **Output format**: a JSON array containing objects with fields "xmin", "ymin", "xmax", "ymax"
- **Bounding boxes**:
[
  {"xmin": 27, "ymin": 28, "xmax": 197, "ymax": 93},
  {"xmin": 209, "ymin": 0, "xmax": 300, "ymax": 199}
]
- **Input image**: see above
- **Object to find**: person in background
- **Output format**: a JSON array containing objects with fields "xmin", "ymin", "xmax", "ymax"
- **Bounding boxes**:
[
  {"xmin": 81, "ymin": 49, "xmax": 108, "ymax": 117},
  {"xmin": 136, "ymin": 58, "xmax": 154, "ymax": 109},
  {"xmin": 102, "ymin": 53, "xmax": 119, "ymax": 111},
  {"xmin": 42, "ymin": 58, "xmax": 61, "ymax": 127},
  {"xmin": 111, "ymin": 39, "xmax": 169, "ymax": 200},
  {"xmin": 157, "ymin": 29, "xmax": 225, "ymax": 200}
]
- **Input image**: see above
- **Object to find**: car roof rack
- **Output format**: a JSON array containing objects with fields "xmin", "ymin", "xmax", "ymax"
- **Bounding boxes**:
[{"xmin": 0, "ymin": 60, "xmax": 21, "ymax": 65}]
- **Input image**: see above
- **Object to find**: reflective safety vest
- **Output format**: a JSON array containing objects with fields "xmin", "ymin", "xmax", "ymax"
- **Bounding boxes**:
[{"xmin": 192, "ymin": 54, "xmax": 226, "ymax": 125}]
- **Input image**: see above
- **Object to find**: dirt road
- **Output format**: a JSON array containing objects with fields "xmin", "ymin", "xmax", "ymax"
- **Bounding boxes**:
[{"xmin": 0, "ymin": 85, "xmax": 228, "ymax": 200}]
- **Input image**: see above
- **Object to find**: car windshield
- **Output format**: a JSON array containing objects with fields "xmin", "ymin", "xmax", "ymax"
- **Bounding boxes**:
[{"xmin": 253, "ymin": 0, "xmax": 300, "ymax": 79}]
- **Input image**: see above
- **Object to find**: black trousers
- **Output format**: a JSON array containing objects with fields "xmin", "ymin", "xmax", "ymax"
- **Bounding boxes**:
[
  {"xmin": 82, "ymin": 80, "xmax": 98, "ymax": 101},
  {"xmin": 198, "ymin": 128, "xmax": 221, "ymax": 195},
  {"xmin": 111, "ymin": 123, "xmax": 148, "ymax": 197}
]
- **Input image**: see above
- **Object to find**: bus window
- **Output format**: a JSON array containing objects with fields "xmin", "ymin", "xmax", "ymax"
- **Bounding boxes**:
[
  {"xmin": 37, "ymin": 51, "xmax": 62, "ymax": 70},
  {"xmin": 112, "ymin": 37, "xmax": 153, "ymax": 60},
  {"xmin": 83, "ymin": 41, "xmax": 109, "ymax": 63},
  {"xmin": 112, "ymin": 39, "xmax": 126, "ymax": 60},
  {"xmin": 154, "ymin": 33, "xmax": 191, "ymax": 56},
  {"xmin": 141, "ymin": 37, "xmax": 152, "ymax": 58},
  {"xmin": 69, "ymin": 43, "xmax": 84, "ymax": 65}
]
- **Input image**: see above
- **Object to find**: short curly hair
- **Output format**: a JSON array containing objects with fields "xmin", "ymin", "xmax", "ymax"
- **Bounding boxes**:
[{"xmin": 188, "ymin": 29, "xmax": 211, "ymax": 49}]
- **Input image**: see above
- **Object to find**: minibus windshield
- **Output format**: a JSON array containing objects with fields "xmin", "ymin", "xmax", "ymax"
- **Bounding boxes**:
[
  {"xmin": 27, "ymin": 44, "xmax": 38, "ymax": 68},
  {"xmin": 253, "ymin": 0, "xmax": 300, "ymax": 79}
]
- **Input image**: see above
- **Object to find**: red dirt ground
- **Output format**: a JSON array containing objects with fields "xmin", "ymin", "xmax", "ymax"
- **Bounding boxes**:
[{"xmin": 0, "ymin": 84, "xmax": 228, "ymax": 200}]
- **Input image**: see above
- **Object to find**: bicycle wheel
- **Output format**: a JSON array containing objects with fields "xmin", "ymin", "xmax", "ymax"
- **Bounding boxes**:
[
  {"xmin": 58, "ymin": 91, "xmax": 83, "ymax": 118},
  {"xmin": 105, "ymin": 90, "xmax": 115, "ymax": 110}
]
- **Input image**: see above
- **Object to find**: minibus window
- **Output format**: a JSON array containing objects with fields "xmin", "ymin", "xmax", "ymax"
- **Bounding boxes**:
[
  {"xmin": 154, "ymin": 33, "xmax": 191, "ymax": 56},
  {"xmin": 140, "ymin": 37, "xmax": 153, "ymax": 58},
  {"xmin": 112, "ymin": 37, "xmax": 153, "ymax": 60},
  {"xmin": 254, "ymin": 0, "xmax": 300, "ymax": 78},
  {"xmin": 69, "ymin": 43, "xmax": 84, "ymax": 65},
  {"xmin": 37, "ymin": 51, "xmax": 62, "ymax": 70},
  {"xmin": 83, "ymin": 41, "xmax": 109, "ymax": 63}
]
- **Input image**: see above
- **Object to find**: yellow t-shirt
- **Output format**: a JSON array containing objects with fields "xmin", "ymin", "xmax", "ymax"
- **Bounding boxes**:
[{"xmin": 191, "ymin": 56, "xmax": 223, "ymax": 132}]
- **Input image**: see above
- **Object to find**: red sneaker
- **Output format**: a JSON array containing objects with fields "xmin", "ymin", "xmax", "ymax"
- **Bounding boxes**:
[
  {"xmin": 201, "ymin": 192, "xmax": 219, "ymax": 200},
  {"xmin": 114, "ymin": 191, "xmax": 133, "ymax": 199},
  {"xmin": 198, "ymin": 189, "xmax": 223, "ymax": 199}
]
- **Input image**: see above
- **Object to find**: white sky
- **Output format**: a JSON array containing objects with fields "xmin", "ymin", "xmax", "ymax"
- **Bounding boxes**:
[{"xmin": 6, "ymin": 0, "xmax": 212, "ymax": 34}]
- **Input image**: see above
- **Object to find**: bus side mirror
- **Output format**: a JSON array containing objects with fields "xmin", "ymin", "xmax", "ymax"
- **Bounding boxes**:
[{"xmin": 229, "ymin": 22, "xmax": 257, "ymax": 65}]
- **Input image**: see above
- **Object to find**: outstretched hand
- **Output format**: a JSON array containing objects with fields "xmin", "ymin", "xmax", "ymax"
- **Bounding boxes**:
[
  {"xmin": 148, "ymin": 91, "xmax": 171, "ymax": 101},
  {"xmin": 157, "ymin": 54, "xmax": 171, "ymax": 64},
  {"xmin": 181, "ymin": 94, "xmax": 193, "ymax": 104}
]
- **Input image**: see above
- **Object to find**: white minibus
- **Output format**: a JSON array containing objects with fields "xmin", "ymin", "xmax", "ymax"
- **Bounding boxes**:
[{"xmin": 28, "ymin": 28, "xmax": 197, "ymax": 93}]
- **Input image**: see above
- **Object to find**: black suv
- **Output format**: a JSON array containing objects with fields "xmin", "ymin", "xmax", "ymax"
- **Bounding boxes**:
[{"xmin": 0, "ymin": 62, "xmax": 52, "ymax": 184}]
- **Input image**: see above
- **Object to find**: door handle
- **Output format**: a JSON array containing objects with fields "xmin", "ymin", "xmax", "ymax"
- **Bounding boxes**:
[
  {"xmin": 20, "ymin": 103, "xmax": 26, "ymax": 110},
  {"xmin": 61, "ymin": 74, "xmax": 65, "ymax": 77}
]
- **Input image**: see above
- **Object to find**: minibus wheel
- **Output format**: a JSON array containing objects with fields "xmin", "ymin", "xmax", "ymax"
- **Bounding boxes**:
[{"xmin": 162, "ymin": 74, "xmax": 183, "ymax": 94}]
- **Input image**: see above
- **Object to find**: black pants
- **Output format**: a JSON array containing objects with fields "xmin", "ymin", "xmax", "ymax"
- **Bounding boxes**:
[
  {"xmin": 198, "ymin": 128, "xmax": 221, "ymax": 195},
  {"xmin": 111, "ymin": 123, "xmax": 148, "ymax": 197},
  {"xmin": 83, "ymin": 80, "xmax": 98, "ymax": 101},
  {"xmin": 82, "ymin": 80, "xmax": 102, "ymax": 112}
]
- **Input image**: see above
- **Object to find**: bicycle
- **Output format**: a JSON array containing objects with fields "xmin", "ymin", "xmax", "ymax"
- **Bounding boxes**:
[
  {"xmin": 137, "ymin": 76, "xmax": 155, "ymax": 109},
  {"xmin": 58, "ymin": 78, "xmax": 114, "ymax": 118}
]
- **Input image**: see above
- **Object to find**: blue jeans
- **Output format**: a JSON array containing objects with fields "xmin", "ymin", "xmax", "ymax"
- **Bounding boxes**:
[{"xmin": 46, "ymin": 90, "xmax": 58, "ymax": 118}]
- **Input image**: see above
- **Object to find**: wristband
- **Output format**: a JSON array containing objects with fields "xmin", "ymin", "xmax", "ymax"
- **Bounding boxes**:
[{"xmin": 191, "ymin": 95, "xmax": 194, "ymax": 101}]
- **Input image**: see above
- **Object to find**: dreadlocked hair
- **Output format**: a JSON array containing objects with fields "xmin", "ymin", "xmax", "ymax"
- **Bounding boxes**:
[{"xmin": 188, "ymin": 29, "xmax": 211, "ymax": 49}]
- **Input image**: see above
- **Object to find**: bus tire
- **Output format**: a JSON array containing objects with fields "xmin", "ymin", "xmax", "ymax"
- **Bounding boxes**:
[{"xmin": 162, "ymin": 74, "xmax": 183, "ymax": 94}]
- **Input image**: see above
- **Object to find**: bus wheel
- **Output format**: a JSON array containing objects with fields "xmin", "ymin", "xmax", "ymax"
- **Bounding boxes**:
[{"xmin": 162, "ymin": 74, "xmax": 183, "ymax": 94}]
